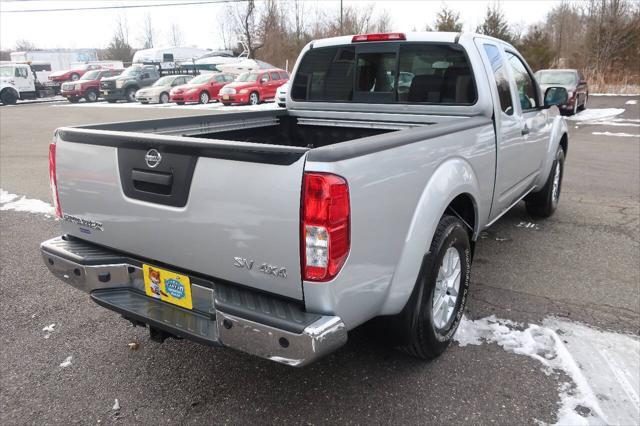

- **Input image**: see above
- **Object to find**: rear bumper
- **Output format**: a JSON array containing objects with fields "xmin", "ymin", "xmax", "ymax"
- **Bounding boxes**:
[{"xmin": 40, "ymin": 236, "xmax": 347, "ymax": 367}]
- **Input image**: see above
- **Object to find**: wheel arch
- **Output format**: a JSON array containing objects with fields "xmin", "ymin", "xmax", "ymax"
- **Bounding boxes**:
[
  {"xmin": 379, "ymin": 157, "xmax": 483, "ymax": 316},
  {"xmin": 0, "ymin": 86, "xmax": 20, "ymax": 98}
]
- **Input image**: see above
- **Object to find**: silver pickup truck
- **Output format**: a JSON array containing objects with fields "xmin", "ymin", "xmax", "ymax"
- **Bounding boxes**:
[{"xmin": 41, "ymin": 32, "xmax": 569, "ymax": 367}]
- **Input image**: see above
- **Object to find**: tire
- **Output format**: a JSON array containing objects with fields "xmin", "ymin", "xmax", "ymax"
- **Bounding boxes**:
[
  {"xmin": 159, "ymin": 92, "xmax": 169, "ymax": 104},
  {"xmin": 84, "ymin": 90, "xmax": 98, "ymax": 103},
  {"xmin": 1, "ymin": 89, "xmax": 18, "ymax": 105},
  {"xmin": 198, "ymin": 91, "xmax": 210, "ymax": 104},
  {"xmin": 278, "ymin": 103, "xmax": 286, "ymax": 108},
  {"xmin": 249, "ymin": 92, "xmax": 259, "ymax": 105},
  {"xmin": 176, "ymin": 101, "xmax": 185, "ymax": 105},
  {"xmin": 525, "ymin": 147, "xmax": 565, "ymax": 218},
  {"xmin": 579, "ymin": 94, "xmax": 588, "ymax": 111},
  {"xmin": 393, "ymin": 215, "xmax": 471, "ymax": 359},
  {"xmin": 70, "ymin": 73, "xmax": 80, "ymax": 81},
  {"xmin": 125, "ymin": 87, "xmax": 137, "ymax": 102}
]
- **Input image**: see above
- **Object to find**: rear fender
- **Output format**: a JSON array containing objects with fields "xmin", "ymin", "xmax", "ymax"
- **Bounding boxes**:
[{"xmin": 379, "ymin": 157, "xmax": 481, "ymax": 315}]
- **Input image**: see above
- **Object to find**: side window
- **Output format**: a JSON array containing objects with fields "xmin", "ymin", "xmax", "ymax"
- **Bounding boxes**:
[
  {"xmin": 260, "ymin": 73, "xmax": 270, "ymax": 83},
  {"xmin": 483, "ymin": 44, "xmax": 514, "ymax": 115},
  {"xmin": 270, "ymin": 71, "xmax": 280, "ymax": 81},
  {"xmin": 506, "ymin": 52, "xmax": 538, "ymax": 110},
  {"xmin": 279, "ymin": 71, "xmax": 289, "ymax": 80}
]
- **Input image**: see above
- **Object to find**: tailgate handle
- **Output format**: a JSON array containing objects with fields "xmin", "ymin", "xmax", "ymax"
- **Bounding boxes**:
[{"xmin": 132, "ymin": 169, "xmax": 173, "ymax": 187}]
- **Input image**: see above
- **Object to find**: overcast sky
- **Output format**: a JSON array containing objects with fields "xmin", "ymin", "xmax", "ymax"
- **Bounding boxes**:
[{"xmin": 0, "ymin": 0, "xmax": 561, "ymax": 51}]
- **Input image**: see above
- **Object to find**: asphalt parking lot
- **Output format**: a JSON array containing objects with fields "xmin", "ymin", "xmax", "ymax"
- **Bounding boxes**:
[{"xmin": 1, "ymin": 97, "xmax": 638, "ymax": 425}]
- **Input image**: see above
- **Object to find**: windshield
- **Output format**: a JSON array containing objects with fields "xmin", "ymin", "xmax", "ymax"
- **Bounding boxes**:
[
  {"xmin": 153, "ymin": 76, "xmax": 178, "ymax": 86},
  {"xmin": 121, "ymin": 67, "xmax": 142, "ymax": 77},
  {"xmin": 538, "ymin": 71, "xmax": 577, "ymax": 85},
  {"xmin": 80, "ymin": 70, "xmax": 101, "ymax": 80},
  {"xmin": 236, "ymin": 73, "xmax": 259, "ymax": 82},
  {"xmin": 0, "ymin": 66, "xmax": 14, "ymax": 77},
  {"xmin": 190, "ymin": 74, "xmax": 215, "ymax": 84}
]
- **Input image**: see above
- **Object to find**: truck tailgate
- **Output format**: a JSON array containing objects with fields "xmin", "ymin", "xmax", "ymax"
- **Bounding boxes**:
[{"xmin": 55, "ymin": 128, "xmax": 309, "ymax": 301}]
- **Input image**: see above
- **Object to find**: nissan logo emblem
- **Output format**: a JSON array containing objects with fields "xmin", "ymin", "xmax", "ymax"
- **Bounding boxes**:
[{"xmin": 145, "ymin": 149, "xmax": 162, "ymax": 168}]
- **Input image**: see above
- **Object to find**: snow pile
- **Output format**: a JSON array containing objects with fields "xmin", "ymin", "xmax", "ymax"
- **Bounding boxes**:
[
  {"xmin": 592, "ymin": 131, "xmax": 639, "ymax": 138},
  {"xmin": 566, "ymin": 108, "xmax": 625, "ymax": 122},
  {"xmin": 0, "ymin": 189, "xmax": 54, "ymax": 216},
  {"xmin": 42, "ymin": 323, "xmax": 55, "ymax": 339},
  {"xmin": 455, "ymin": 316, "xmax": 640, "ymax": 425},
  {"xmin": 626, "ymin": 100, "xmax": 638, "ymax": 105},
  {"xmin": 59, "ymin": 356, "xmax": 72, "ymax": 368}
]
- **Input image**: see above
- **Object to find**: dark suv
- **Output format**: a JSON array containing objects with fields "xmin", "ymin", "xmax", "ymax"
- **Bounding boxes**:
[
  {"xmin": 100, "ymin": 65, "xmax": 160, "ymax": 103},
  {"xmin": 535, "ymin": 69, "xmax": 588, "ymax": 115}
]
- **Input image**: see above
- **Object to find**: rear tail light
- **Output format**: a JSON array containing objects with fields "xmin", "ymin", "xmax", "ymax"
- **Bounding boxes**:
[
  {"xmin": 302, "ymin": 173, "xmax": 350, "ymax": 282},
  {"xmin": 352, "ymin": 32, "xmax": 406, "ymax": 42},
  {"xmin": 49, "ymin": 142, "xmax": 62, "ymax": 218}
]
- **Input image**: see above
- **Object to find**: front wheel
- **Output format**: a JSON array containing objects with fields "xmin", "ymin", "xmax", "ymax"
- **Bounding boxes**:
[
  {"xmin": 1, "ymin": 89, "xmax": 18, "ymax": 105},
  {"xmin": 395, "ymin": 215, "xmax": 471, "ymax": 359},
  {"xmin": 248, "ymin": 92, "xmax": 259, "ymax": 105},
  {"xmin": 159, "ymin": 92, "xmax": 169, "ymax": 104},
  {"xmin": 125, "ymin": 87, "xmax": 137, "ymax": 103},
  {"xmin": 525, "ymin": 147, "xmax": 565, "ymax": 217}
]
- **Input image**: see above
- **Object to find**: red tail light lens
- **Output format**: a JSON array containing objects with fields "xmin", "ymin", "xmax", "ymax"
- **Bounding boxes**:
[
  {"xmin": 302, "ymin": 172, "xmax": 350, "ymax": 282},
  {"xmin": 352, "ymin": 32, "xmax": 406, "ymax": 43},
  {"xmin": 49, "ymin": 142, "xmax": 62, "ymax": 218}
]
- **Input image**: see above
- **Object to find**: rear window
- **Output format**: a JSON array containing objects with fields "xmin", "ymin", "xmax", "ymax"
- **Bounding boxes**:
[{"xmin": 291, "ymin": 43, "xmax": 476, "ymax": 105}]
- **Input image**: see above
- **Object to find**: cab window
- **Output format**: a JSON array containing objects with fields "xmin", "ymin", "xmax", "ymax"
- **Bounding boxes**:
[
  {"xmin": 483, "ymin": 44, "xmax": 514, "ymax": 116},
  {"xmin": 270, "ymin": 71, "xmax": 280, "ymax": 80},
  {"xmin": 15, "ymin": 67, "xmax": 28, "ymax": 78},
  {"xmin": 506, "ymin": 52, "xmax": 538, "ymax": 110}
]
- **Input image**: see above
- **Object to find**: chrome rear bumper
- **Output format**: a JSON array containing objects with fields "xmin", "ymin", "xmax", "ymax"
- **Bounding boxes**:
[{"xmin": 41, "ymin": 236, "xmax": 347, "ymax": 367}]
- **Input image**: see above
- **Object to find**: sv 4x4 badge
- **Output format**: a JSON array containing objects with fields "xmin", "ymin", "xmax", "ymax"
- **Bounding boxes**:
[{"xmin": 233, "ymin": 257, "xmax": 287, "ymax": 279}]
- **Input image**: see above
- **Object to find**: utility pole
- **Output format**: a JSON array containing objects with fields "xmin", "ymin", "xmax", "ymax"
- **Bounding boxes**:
[{"xmin": 340, "ymin": 0, "xmax": 343, "ymax": 35}]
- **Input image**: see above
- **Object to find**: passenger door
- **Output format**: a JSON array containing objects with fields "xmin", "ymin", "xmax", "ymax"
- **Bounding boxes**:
[
  {"xmin": 258, "ymin": 72, "xmax": 271, "ymax": 98},
  {"xmin": 476, "ymin": 41, "xmax": 530, "ymax": 220},
  {"xmin": 14, "ymin": 66, "xmax": 34, "ymax": 92},
  {"xmin": 210, "ymin": 75, "xmax": 226, "ymax": 97}
]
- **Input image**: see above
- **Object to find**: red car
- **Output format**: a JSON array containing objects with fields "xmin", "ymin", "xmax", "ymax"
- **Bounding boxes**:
[
  {"xmin": 218, "ymin": 69, "xmax": 289, "ymax": 105},
  {"xmin": 48, "ymin": 63, "xmax": 104, "ymax": 83},
  {"xmin": 170, "ymin": 72, "xmax": 235, "ymax": 104},
  {"xmin": 60, "ymin": 68, "xmax": 123, "ymax": 103}
]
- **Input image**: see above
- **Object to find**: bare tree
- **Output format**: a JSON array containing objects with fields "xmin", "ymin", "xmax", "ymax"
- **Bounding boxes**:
[
  {"xmin": 105, "ymin": 15, "xmax": 133, "ymax": 63},
  {"xmin": 168, "ymin": 23, "xmax": 184, "ymax": 46},
  {"xmin": 14, "ymin": 39, "xmax": 37, "ymax": 51},
  {"xmin": 140, "ymin": 13, "xmax": 156, "ymax": 49},
  {"xmin": 226, "ymin": 0, "xmax": 263, "ymax": 58}
]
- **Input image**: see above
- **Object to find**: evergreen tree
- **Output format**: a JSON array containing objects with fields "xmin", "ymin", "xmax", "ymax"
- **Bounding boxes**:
[
  {"xmin": 434, "ymin": 6, "xmax": 463, "ymax": 32},
  {"xmin": 476, "ymin": 4, "xmax": 514, "ymax": 43},
  {"xmin": 516, "ymin": 25, "xmax": 554, "ymax": 71}
]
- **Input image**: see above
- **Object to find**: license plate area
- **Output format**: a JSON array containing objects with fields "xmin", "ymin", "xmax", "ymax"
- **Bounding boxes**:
[
  {"xmin": 223, "ymin": 95, "xmax": 229, "ymax": 100},
  {"xmin": 143, "ymin": 264, "xmax": 193, "ymax": 310}
]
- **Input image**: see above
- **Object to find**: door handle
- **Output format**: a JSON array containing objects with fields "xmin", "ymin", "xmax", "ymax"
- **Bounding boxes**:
[{"xmin": 521, "ymin": 125, "xmax": 530, "ymax": 136}]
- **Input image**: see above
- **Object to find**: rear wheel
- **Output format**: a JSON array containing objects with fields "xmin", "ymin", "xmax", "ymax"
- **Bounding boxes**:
[
  {"xmin": 249, "ymin": 92, "xmax": 259, "ymax": 105},
  {"xmin": 525, "ymin": 147, "xmax": 565, "ymax": 217},
  {"xmin": 125, "ymin": 87, "xmax": 137, "ymax": 102},
  {"xmin": 84, "ymin": 89, "xmax": 98, "ymax": 103},
  {"xmin": 394, "ymin": 215, "xmax": 471, "ymax": 359},
  {"xmin": 199, "ymin": 91, "xmax": 210, "ymax": 104},
  {"xmin": 159, "ymin": 92, "xmax": 169, "ymax": 104},
  {"xmin": 1, "ymin": 89, "xmax": 18, "ymax": 105}
]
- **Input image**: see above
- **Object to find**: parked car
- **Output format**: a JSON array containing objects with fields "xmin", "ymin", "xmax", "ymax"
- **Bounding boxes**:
[
  {"xmin": 276, "ymin": 82, "xmax": 288, "ymax": 107},
  {"xmin": 169, "ymin": 72, "xmax": 235, "ymax": 105},
  {"xmin": 43, "ymin": 32, "xmax": 569, "ymax": 367},
  {"xmin": 100, "ymin": 65, "xmax": 160, "ymax": 103},
  {"xmin": 48, "ymin": 63, "xmax": 104, "ymax": 83},
  {"xmin": 218, "ymin": 69, "xmax": 289, "ymax": 105},
  {"xmin": 135, "ymin": 75, "xmax": 193, "ymax": 104},
  {"xmin": 535, "ymin": 69, "xmax": 588, "ymax": 115},
  {"xmin": 60, "ymin": 68, "xmax": 123, "ymax": 103}
]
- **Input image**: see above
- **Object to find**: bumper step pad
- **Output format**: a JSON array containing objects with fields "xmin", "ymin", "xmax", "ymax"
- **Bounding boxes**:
[{"xmin": 91, "ymin": 288, "xmax": 220, "ymax": 346}]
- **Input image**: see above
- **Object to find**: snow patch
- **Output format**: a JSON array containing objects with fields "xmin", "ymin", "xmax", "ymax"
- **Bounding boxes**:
[
  {"xmin": 0, "ymin": 189, "xmax": 54, "ymax": 216},
  {"xmin": 42, "ymin": 323, "xmax": 55, "ymax": 339},
  {"xmin": 455, "ymin": 316, "xmax": 640, "ymax": 425},
  {"xmin": 626, "ymin": 100, "xmax": 638, "ymax": 105},
  {"xmin": 59, "ymin": 356, "xmax": 72, "ymax": 368},
  {"xmin": 592, "ymin": 132, "xmax": 639, "ymax": 138},
  {"xmin": 591, "ymin": 93, "xmax": 639, "ymax": 97},
  {"xmin": 112, "ymin": 399, "xmax": 120, "ymax": 411},
  {"xmin": 517, "ymin": 221, "xmax": 539, "ymax": 230},
  {"xmin": 566, "ymin": 108, "xmax": 625, "ymax": 122}
]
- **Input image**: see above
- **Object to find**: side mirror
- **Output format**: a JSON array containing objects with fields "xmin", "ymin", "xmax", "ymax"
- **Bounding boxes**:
[
  {"xmin": 261, "ymin": 78, "xmax": 268, "ymax": 84},
  {"xmin": 544, "ymin": 87, "xmax": 568, "ymax": 108}
]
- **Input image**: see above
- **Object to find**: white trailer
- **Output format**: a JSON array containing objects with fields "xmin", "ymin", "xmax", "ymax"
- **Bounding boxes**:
[{"xmin": 10, "ymin": 49, "xmax": 98, "ymax": 72}]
